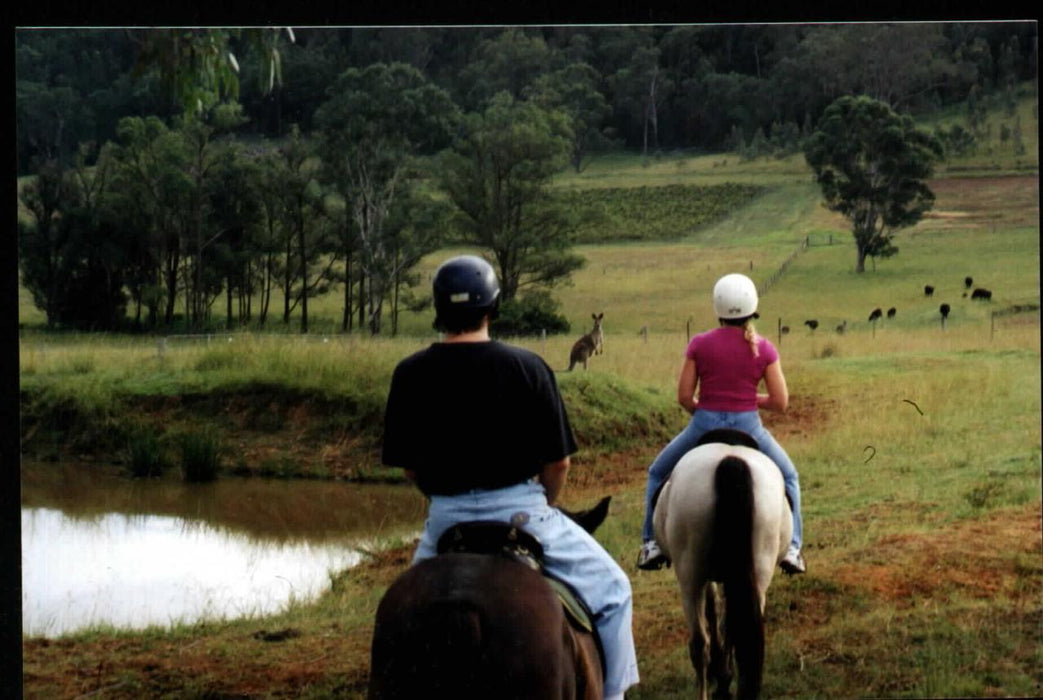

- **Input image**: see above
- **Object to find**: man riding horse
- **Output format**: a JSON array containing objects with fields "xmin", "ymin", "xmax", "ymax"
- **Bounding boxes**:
[{"xmin": 381, "ymin": 255, "xmax": 640, "ymax": 700}]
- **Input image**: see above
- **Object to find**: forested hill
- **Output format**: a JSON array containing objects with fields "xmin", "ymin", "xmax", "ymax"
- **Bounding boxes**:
[
  {"xmin": 15, "ymin": 24, "xmax": 1037, "ymax": 337},
  {"xmin": 16, "ymin": 23, "xmax": 1037, "ymax": 172}
]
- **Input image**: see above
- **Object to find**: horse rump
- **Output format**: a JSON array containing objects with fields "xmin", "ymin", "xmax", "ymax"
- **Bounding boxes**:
[
  {"xmin": 369, "ymin": 553, "xmax": 586, "ymax": 699},
  {"xmin": 711, "ymin": 455, "xmax": 765, "ymax": 698}
]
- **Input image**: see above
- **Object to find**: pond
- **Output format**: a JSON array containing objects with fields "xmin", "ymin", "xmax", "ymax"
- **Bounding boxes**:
[{"xmin": 20, "ymin": 461, "xmax": 427, "ymax": 638}]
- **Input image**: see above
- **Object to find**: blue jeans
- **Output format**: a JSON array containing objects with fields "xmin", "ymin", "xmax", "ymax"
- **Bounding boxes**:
[
  {"xmin": 414, "ymin": 480, "xmax": 640, "ymax": 697},
  {"xmin": 641, "ymin": 409, "xmax": 803, "ymax": 550}
]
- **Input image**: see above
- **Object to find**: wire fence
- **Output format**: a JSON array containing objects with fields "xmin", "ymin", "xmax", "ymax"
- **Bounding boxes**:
[
  {"xmin": 990, "ymin": 303, "xmax": 1040, "ymax": 340},
  {"xmin": 155, "ymin": 331, "xmax": 356, "ymax": 358},
  {"xmin": 760, "ymin": 235, "xmax": 811, "ymax": 296}
]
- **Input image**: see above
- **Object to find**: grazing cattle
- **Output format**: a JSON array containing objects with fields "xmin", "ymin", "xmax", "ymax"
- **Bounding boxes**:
[
  {"xmin": 971, "ymin": 288, "xmax": 992, "ymax": 301},
  {"xmin": 780, "ymin": 326, "xmax": 790, "ymax": 335},
  {"xmin": 924, "ymin": 285, "xmax": 935, "ymax": 297},
  {"xmin": 965, "ymin": 276, "xmax": 973, "ymax": 289},
  {"xmin": 568, "ymin": 313, "xmax": 604, "ymax": 371},
  {"xmin": 940, "ymin": 303, "xmax": 951, "ymax": 319},
  {"xmin": 804, "ymin": 319, "xmax": 818, "ymax": 331},
  {"xmin": 868, "ymin": 308, "xmax": 883, "ymax": 323},
  {"xmin": 887, "ymin": 307, "xmax": 897, "ymax": 319}
]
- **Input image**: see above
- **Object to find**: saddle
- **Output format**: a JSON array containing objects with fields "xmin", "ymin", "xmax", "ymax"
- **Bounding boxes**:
[
  {"xmin": 435, "ymin": 521, "xmax": 599, "ymax": 641},
  {"xmin": 696, "ymin": 428, "xmax": 761, "ymax": 451},
  {"xmin": 652, "ymin": 428, "xmax": 762, "ymax": 510},
  {"xmin": 653, "ymin": 427, "xmax": 794, "ymax": 512}
]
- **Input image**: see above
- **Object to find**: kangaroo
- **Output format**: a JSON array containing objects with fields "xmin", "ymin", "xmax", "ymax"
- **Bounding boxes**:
[{"xmin": 567, "ymin": 313, "xmax": 604, "ymax": 371}]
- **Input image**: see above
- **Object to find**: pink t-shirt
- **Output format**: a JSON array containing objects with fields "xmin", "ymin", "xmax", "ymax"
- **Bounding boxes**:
[{"xmin": 685, "ymin": 326, "xmax": 779, "ymax": 412}]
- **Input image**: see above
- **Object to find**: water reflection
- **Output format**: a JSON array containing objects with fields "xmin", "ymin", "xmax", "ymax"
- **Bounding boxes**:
[
  {"xmin": 21, "ymin": 461, "xmax": 427, "ymax": 638},
  {"xmin": 21, "ymin": 461, "xmax": 427, "ymax": 543}
]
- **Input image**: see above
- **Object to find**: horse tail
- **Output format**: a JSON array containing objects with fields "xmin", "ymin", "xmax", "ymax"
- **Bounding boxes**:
[{"xmin": 713, "ymin": 455, "xmax": 765, "ymax": 699}]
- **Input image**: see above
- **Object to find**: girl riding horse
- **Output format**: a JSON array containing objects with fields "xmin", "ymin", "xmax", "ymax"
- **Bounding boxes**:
[{"xmin": 636, "ymin": 273, "xmax": 806, "ymax": 575}]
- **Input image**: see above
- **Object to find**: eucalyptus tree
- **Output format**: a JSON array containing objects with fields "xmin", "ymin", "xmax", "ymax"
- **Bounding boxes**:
[
  {"xmin": 16, "ymin": 29, "xmax": 145, "ymax": 172},
  {"xmin": 15, "ymin": 83, "xmax": 84, "ymax": 170},
  {"xmin": 611, "ymin": 44, "xmax": 673, "ymax": 155},
  {"xmin": 107, "ymin": 115, "xmax": 190, "ymax": 326},
  {"xmin": 252, "ymin": 149, "xmax": 288, "ymax": 327},
  {"xmin": 18, "ymin": 148, "xmax": 131, "ymax": 330},
  {"xmin": 457, "ymin": 28, "xmax": 558, "ymax": 110},
  {"xmin": 803, "ymin": 95, "xmax": 944, "ymax": 273},
  {"xmin": 315, "ymin": 62, "xmax": 458, "ymax": 335},
  {"xmin": 268, "ymin": 126, "xmax": 336, "ymax": 333},
  {"xmin": 205, "ymin": 139, "xmax": 264, "ymax": 329},
  {"xmin": 18, "ymin": 159, "xmax": 76, "ymax": 328},
  {"xmin": 128, "ymin": 28, "xmax": 295, "ymax": 117},
  {"xmin": 439, "ymin": 92, "xmax": 583, "ymax": 303},
  {"xmin": 526, "ymin": 62, "xmax": 614, "ymax": 172},
  {"xmin": 178, "ymin": 117, "xmax": 225, "ymax": 328}
]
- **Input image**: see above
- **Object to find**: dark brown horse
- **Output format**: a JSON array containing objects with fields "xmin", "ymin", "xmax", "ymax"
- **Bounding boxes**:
[{"xmin": 368, "ymin": 498, "xmax": 610, "ymax": 700}]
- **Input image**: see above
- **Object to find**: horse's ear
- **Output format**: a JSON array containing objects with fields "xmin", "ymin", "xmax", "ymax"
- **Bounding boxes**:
[{"xmin": 564, "ymin": 496, "xmax": 611, "ymax": 534}]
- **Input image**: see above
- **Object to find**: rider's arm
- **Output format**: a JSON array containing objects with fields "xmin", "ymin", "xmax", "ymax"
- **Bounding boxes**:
[
  {"xmin": 677, "ymin": 358, "xmax": 699, "ymax": 414},
  {"xmin": 757, "ymin": 360, "xmax": 789, "ymax": 412},
  {"xmin": 539, "ymin": 457, "xmax": 570, "ymax": 506}
]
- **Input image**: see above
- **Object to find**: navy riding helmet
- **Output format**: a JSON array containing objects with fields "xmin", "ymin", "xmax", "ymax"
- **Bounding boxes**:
[{"xmin": 432, "ymin": 255, "xmax": 501, "ymax": 331}]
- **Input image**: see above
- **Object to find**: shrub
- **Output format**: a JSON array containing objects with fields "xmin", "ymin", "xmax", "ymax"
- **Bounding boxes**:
[
  {"xmin": 817, "ymin": 342, "xmax": 840, "ymax": 359},
  {"xmin": 964, "ymin": 480, "xmax": 1005, "ymax": 509},
  {"xmin": 492, "ymin": 291, "xmax": 571, "ymax": 337},
  {"xmin": 125, "ymin": 426, "xmax": 167, "ymax": 478},
  {"xmin": 179, "ymin": 428, "xmax": 222, "ymax": 482},
  {"xmin": 194, "ymin": 346, "xmax": 240, "ymax": 372}
]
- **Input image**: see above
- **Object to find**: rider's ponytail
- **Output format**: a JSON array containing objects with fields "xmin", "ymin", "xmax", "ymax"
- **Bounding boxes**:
[
  {"xmin": 720, "ymin": 315, "xmax": 760, "ymax": 358},
  {"xmin": 742, "ymin": 318, "xmax": 760, "ymax": 358}
]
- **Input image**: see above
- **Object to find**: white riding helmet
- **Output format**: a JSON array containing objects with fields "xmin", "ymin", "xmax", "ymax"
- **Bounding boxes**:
[{"xmin": 713, "ymin": 273, "xmax": 759, "ymax": 319}]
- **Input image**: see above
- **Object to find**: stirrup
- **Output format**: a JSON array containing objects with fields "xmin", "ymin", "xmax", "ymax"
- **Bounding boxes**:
[{"xmin": 637, "ymin": 542, "xmax": 669, "ymax": 571}]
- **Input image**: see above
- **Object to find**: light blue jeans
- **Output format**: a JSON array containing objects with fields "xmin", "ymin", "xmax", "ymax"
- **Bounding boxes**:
[
  {"xmin": 414, "ymin": 480, "xmax": 640, "ymax": 697},
  {"xmin": 641, "ymin": 409, "xmax": 803, "ymax": 550}
]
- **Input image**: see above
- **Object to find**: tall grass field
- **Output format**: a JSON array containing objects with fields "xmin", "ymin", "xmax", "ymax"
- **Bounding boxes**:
[{"xmin": 19, "ymin": 108, "xmax": 1041, "ymax": 698}]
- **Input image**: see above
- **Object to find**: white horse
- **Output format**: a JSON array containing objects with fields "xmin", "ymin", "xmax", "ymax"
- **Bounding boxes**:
[{"xmin": 653, "ymin": 429, "xmax": 792, "ymax": 700}]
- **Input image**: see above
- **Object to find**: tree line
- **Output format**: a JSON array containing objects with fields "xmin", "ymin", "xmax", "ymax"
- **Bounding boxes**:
[
  {"xmin": 16, "ymin": 24, "xmax": 1038, "ymax": 333},
  {"xmin": 18, "ymin": 60, "xmax": 587, "ymax": 334},
  {"xmin": 17, "ymin": 24, "xmax": 1037, "ymax": 171}
]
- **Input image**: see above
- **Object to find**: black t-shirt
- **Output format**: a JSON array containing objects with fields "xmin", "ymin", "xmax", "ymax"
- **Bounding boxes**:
[{"xmin": 381, "ymin": 340, "xmax": 578, "ymax": 496}]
